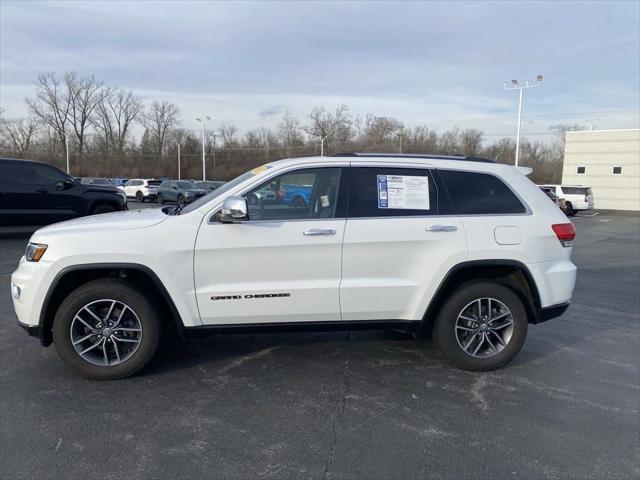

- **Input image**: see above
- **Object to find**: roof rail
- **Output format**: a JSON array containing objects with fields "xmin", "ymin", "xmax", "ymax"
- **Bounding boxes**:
[{"xmin": 330, "ymin": 152, "xmax": 495, "ymax": 163}]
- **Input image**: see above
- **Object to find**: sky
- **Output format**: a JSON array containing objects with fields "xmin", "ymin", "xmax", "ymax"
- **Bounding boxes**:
[{"xmin": 1, "ymin": 0, "xmax": 639, "ymax": 142}]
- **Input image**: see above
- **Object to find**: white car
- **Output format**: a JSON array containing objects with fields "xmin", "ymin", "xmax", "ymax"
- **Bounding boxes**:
[
  {"xmin": 11, "ymin": 154, "xmax": 577, "ymax": 379},
  {"xmin": 122, "ymin": 178, "xmax": 163, "ymax": 203},
  {"xmin": 539, "ymin": 184, "xmax": 594, "ymax": 215}
]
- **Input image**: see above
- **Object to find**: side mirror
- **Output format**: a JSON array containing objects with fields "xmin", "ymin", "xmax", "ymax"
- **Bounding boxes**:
[
  {"xmin": 56, "ymin": 180, "xmax": 74, "ymax": 191},
  {"xmin": 219, "ymin": 196, "xmax": 248, "ymax": 223}
]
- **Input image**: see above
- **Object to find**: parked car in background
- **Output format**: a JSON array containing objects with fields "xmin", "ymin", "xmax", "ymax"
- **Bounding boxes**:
[
  {"xmin": 0, "ymin": 158, "xmax": 127, "ymax": 226},
  {"xmin": 539, "ymin": 184, "xmax": 594, "ymax": 215},
  {"xmin": 110, "ymin": 178, "xmax": 129, "ymax": 187},
  {"xmin": 123, "ymin": 179, "xmax": 162, "ymax": 202},
  {"xmin": 157, "ymin": 180, "xmax": 207, "ymax": 206},
  {"xmin": 539, "ymin": 187, "xmax": 569, "ymax": 215},
  {"xmin": 195, "ymin": 180, "xmax": 225, "ymax": 192},
  {"xmin": 80, "ymin": 177, "xmax": 114, "ymax": 186}
]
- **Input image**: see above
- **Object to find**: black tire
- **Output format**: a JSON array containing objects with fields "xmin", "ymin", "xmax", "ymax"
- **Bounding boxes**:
[
  {"xmin": 157, "ymin": 194, "xmax": 164, "ymax": 204},
  {"xmin": 91, "ymin": 204, "xmax": 117, "ymax": 215},
  {"xmin": 565, "ymin": 201, "xmax": 575, "ymax": 216},
  {"xmin": 136, "ymin": 191, "xmax": 144, "ymax": 203},
  {"xmin": 433, "ymin": 281, "xmax": 528, "ymax": 371},
  {"xmin": 177, "ymin": 194, "xmax": 186, "ymax": 207},
  {"xmin": 292, "ymin": 196, "xmax": 306, "ymax": 207},
  {"xmin": 52, "ymin": 278, "xmax": 162, "ymax": 380}
]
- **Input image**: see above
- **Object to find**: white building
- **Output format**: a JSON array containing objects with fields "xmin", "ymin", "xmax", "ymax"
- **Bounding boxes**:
[{"xmin": 562, "ymin": 128, "xmax": 640, "ymax": 211}]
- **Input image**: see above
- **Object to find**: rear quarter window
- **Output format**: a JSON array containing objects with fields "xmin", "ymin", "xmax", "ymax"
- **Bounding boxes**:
[
  {"xmin": 439, "ymin": 170, "xmax": 526, "ymax": 215},
  {"xmin": 561, "ymin": 187, "xmax": 589, "ymax": 195}
]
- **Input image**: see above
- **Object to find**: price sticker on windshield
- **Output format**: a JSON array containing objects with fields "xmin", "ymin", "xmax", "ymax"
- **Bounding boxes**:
[{"xmin": 377, "ymin": 175, "xmax": 430, "ymax": 210}]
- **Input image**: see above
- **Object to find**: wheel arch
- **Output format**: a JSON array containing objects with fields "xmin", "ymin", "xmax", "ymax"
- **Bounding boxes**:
[
  {"xmin": 39, "ymin": 263, "xmax": 184, "ymax": 346},
  {"xmin": 86, "ymin": 198, "xmax": 122, "ymax": 215},
  {"xmin": 421, "ymin": 260, "xmax": 542, "ymax": 335}
]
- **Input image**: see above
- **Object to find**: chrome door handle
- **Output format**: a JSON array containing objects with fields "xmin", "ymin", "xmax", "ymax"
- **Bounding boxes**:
[
  {"xmin": 426, "ymin": 225, "xmax": 458, "ymax": 232},
  {"xmin": 303, "ymin": 228, "xmax": 336, "ymax": 236}
]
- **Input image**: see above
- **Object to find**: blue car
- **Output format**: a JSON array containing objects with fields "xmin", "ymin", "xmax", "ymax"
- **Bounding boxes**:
[{"xmin": 278, "ymin": 183, "xmax": 312, "ymax": 206}]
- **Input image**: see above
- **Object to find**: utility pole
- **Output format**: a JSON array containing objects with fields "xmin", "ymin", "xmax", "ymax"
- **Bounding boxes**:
[
  {"xmin": 177, "ymin": 142, "xmax": 181, "ymax": 180},
  {"xmin": 503, "ymin": 75, "xmax": 543, "ymax": 166},
  {"xmin": 196, "ymin": 116, "xmax": 211, "ymax": 181}
]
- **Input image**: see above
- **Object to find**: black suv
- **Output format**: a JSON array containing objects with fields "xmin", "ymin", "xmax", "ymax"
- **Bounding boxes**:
[{"xmin": 0, "ymin": 158, "xmax": 127, "ymax": 226}]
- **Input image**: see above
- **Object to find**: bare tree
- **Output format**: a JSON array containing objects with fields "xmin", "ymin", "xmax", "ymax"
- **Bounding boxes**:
[
  {"xmin": 304, "ymin": 104, "xmax": 352, "ymax": 153},
  {"xmin": 276, "ymin": 111, "xmax": 303, "ymax": 156},
  {"xmin": 218, "ymin": 122, "xmax": 239, "ymax": 148},
  {"xmin": 0, "ymin": 117, "xmax": 39, "ymax": 157},
  {"xmin": 93, "ymin": 88, "xmax": 142, "ymax": 156},
  {"xmin": 26, "ymin": 73, "xmax": 72, "ymax": 152},
  {"xmin": 459, "ymin": 129, "xmax": 484, "ymax": 156},
  {"xmin": 142, "ymin": 101, "xmax": 180, "ymax": 156},
  {"xmin": 359, "ymin": 114, "xmax": 403, "ymax": 146},
  {"xmin": 66, "ymin": 71, "xmax": 107, "ymax": 155}
]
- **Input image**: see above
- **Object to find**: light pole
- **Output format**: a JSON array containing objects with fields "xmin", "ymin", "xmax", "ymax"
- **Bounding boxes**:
[
  {"xmin": 503, "ymin": 75, "xmax": 543, "ymax": 166},
  {"xmin": 396, "ymin": 129, "xmax": 405, "ymax": 153},
  {"xmin": 177, "ymin": 142, "xmax": 181, "ymax": 180},
  {"xmin": 65, "ymin": 135, "xmax": 70, "ymax": 174},
  {"xmin": 196, "ymin": 116, "xmax": 211, "ymax": 180},
  {"xmin": 210, "ymin": 134, "xmax": 217, "ymax": 180},
  {"xmin": 310, "ymin": 134, "xmax": 327, "ymax": 157}
]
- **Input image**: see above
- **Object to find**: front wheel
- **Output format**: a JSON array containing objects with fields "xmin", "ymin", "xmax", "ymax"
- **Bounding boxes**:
[
  {"xmin": 52, "ymin": 279, "xmax": 162, "ymax": 380},
  {"xmin": 92, "ymin": 204, "xmax": 116, "ymax": 215},
  {"xmin": 177, "ymin": 194, "xmax": 186, "ymax": 207},
  {"xmin": 157, "ymin": 194, "xmax": 164, "ymax": 204},
  {"xmin": 433, "ymin": 282, "xmax": 528, "ymax": 371}
]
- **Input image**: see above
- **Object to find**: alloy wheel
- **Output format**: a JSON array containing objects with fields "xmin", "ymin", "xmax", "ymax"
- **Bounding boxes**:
[
  {"xmin": 455, "ymin": 297, "xmax": 514, "ymax": 359},
  {"xmin": 69, "ymin": 299, "xmax": 143, "ymax": 366}
]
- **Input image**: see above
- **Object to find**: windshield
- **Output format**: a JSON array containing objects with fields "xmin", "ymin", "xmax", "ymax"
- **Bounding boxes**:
[
  {"xmin": 93, "ymin": 178, "xmax": 112, "ymax": 185},
  {"xmin": 178, "ymin": 166, "xmax": 271, "ymax": 214}
]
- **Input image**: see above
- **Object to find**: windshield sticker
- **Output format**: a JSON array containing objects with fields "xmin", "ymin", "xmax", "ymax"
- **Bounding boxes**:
[
  {"xmin": 250, "ymin": 165, "xmax": 270, "ymax": 175},
  {"xmin": 377, "ymin": 175, "xmax": 430, "ymax": 210}
]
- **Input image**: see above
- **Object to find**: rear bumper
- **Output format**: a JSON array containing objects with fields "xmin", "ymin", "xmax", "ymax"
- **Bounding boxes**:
[{"xmin": 535, "ymin": 302, "xmax": 570, "ymax": 324}]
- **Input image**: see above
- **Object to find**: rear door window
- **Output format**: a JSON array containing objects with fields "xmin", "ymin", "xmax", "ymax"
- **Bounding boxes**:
[
  {"xmin": 561, "ymin": 187, "xmax": 589, "ymax": 196},
  {"xmin": 348, "ymin": 167, "xmax": 437, "ymax": 217},
  {"xmin": 439, "ymin": 170, "xmax": 526, "ymax": 215},
  {"xmin": 0, "ymin": 162, "xmax": 35, "ymax": 183}
]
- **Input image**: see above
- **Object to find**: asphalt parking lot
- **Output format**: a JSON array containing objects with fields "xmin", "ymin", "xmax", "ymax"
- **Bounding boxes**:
[{"xmin": 1, "ymin": 209, "xmax": 638, "ymax": 479}]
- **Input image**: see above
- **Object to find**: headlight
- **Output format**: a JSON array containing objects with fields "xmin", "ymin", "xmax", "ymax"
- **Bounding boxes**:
[
  {"xmin": 184, "ymin": 192, "xmax": 190, "ymax": 197},
  {"xmin": 25, "ymin": 242, "xmax": 48, "ymax": 262}
]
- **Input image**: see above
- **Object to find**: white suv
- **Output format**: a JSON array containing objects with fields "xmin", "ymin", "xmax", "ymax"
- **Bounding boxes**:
[
  {"xmin": 539, "ymin": 184, "xmax": 594, "ymax": 215},
  {"xmin": 11, "ymin": 154, "xmax": 577, "ymax": 379},
  {"xmin": 122, "ymin": 179, "xmax": 162, "ymax": 203}
]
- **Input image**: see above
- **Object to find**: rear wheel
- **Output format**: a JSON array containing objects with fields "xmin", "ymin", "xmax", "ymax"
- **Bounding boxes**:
[
  {"xmin": 433, "ymin": 282, "xmax": 528, "ymax": 371},
  {"xmin": 52, "ymin": 279, "xmax": 162, "ymax": 380},
  {"xmin": 157, "ymin": 194, "xmax": 164, "ymax": 204},
  {"xmin": 565, "ymin": 201, "xmax": 575, "ymax": 216},
  {"xmin": 136, "ymin": 191, "xmax": 144, "ymax": 203},
  {"xmin": 292, "ymin": 196, "xmax": 306, "ymax": 207}
]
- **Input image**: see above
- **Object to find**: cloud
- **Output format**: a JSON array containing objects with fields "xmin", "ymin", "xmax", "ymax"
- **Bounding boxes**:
[
  {"xmin": 1, "ymin": 0, "xmax": 638, "ymax": 137},
  {"xmin": 259, "ymin": 105, "xmax": 285, "ymax": 118}
]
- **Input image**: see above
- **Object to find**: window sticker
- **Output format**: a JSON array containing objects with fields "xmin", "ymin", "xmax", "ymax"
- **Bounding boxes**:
[{"xmin": 377, "ymin": 175, "xmax": 430, "ymax": 210}]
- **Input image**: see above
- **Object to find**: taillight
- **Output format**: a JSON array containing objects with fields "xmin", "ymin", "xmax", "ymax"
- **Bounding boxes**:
[{"xmin": 552, "ymin": 223, "xmax": 576, "ymax": 247}]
